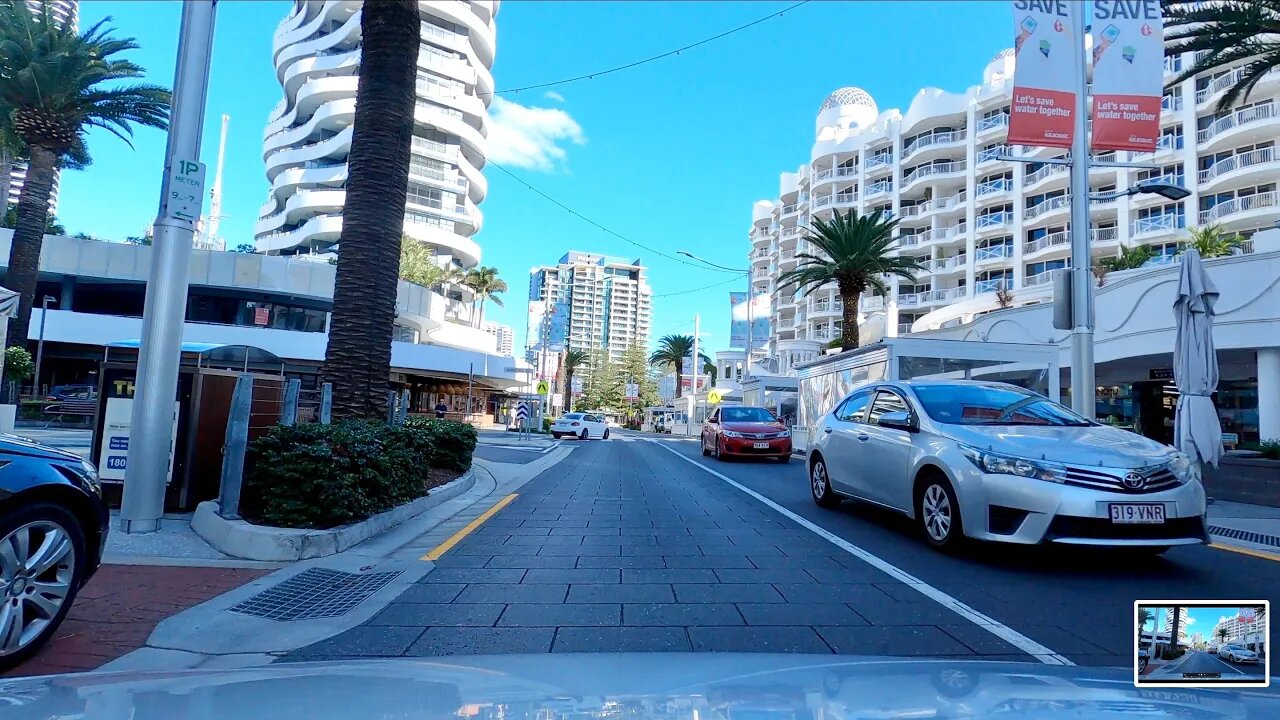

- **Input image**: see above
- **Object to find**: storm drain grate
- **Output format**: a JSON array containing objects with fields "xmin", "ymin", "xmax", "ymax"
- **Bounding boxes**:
[
  {"xmin": 230, "ymin": 568, "xmax": 402, "ymax": 621},
  {"xmin": 1208, "ymin": 525, "xmax": 1280, "ymax": 549}
]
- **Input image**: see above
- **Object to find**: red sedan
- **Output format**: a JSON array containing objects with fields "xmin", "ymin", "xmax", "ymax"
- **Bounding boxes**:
[{"xmin": 701, "ymin": 406, "xmax": 793, "ymax": 462}]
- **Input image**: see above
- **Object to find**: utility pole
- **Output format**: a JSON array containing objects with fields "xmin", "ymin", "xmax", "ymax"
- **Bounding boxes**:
[
  {"xmin": 120, "ymin": 1, "xmax": 218, "ymax": 534},
  {"xmin": 744, "ymin": 265, "xmax": 753, "ymax": 382},
  {"xmin": 687, "ymin": 313, "xmax": 700, "ymax": 435},
  {"xmin": 1068, "ymin": 1, "xmax": 1095, "ymax": 419}
]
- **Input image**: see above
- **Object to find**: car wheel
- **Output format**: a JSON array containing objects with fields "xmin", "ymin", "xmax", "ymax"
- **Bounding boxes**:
[
  {"xmin": 701, "ymin": 438, "xmax": 711, "ymax": 456},
  {"xmin": 930, "ymin": 668, "xmax": 977, "ymax": 699},
  {"xmin": 603, "ymin": 429, "xmax": 610, "ymax": 440},
  {"xmin": 810, "ymin": 456, "xmax": 839, "ymax": 508},
  {"xmin": 0, "ymin": 503, "xmax": 87, "ymax": 671},
  {"xmin": 716, "ymin": 439, "xmax": 730, "ymax": 461},
  {"xmin": 580, "ymin": 429, "xmax": 589, "ymax": 440},
  {"xmin": 1139, "ymin": 657, "xmax": 1149, "ymax": 673},
  {"xmin": 552, "ymin": 433, "xmax": 561, "ymax": 439},
  {"xmin": 916, "ymin": 474, "xmax": 964, "ymax": 551}
]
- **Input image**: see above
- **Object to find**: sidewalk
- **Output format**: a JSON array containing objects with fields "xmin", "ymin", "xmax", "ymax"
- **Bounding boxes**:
[{"xmin": 1207, "ymin": 499, "xmax": 1280, "ymax": 555}]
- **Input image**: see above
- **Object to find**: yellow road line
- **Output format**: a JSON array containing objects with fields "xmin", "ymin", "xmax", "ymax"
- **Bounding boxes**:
[
  {"xmin": 422, "ymin": 493, "xmax": 519, "ymax": 561},
  {"xmin": 1209, "ymin": 542, "xmax": 1280, "ymax": 563}
]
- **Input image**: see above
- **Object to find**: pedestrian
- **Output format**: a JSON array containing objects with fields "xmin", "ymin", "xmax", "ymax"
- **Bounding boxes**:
[{"xmin": 434, "ymin": 400, "xmax": 449, "ymax": 419}]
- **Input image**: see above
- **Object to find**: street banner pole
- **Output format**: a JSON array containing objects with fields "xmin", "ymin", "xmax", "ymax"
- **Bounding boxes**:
[
  {"xmin": 1067, "ymin": 0, "xmax": 1095, "ymax": 419},
  {"xmin": 121, "ymin": 0, "xmax": 218, "ymax": 533}
]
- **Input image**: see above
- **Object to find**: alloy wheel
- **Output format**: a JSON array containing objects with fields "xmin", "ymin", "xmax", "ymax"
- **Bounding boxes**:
[
  {"xmin": 812, "ymin": 462, "xmax": 829, "ymax": 499},
  {"xmin": 922, "ymin": 484, "xmax": 953, "ymax": 542},
  {"xmin": 0, "ymin": 521, "xmax": 76, "ymax": 656}
]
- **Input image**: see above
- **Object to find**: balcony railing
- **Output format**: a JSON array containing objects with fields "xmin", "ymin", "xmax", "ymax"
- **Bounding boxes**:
[
  {"xmin": 1197, "ymin": 103, "xmax": 1276, "ymax": 145},
  {"xmin": 1164, "ymin": 55, "xmax": 1183, "ymax": 75},
  {"xmin": 977, "ymin": 212, "xmax": 1010, "ymax": 229},
  {"xmin": 1197, "ymin": 147, "xmax": 1276, "ymax": 184},
  {"xmin": 1131, "ymin": 213, "xmax": 1186, "ymax": 236},
  {"xmin": 1025, "ymin": 162, "xmax": 1068, "ymax": 185},
  {"xmin": 1162, "ymin": 94, "xmax": 1184, "ymax": 112},
  {"xmin": 898, "ymin": 322, "xmax": 915, "ymax": 335},
  {"xmin": 816, "ymin": 169, "xmax": 833, "ymax": 181},
  {"xmin": 975, "ymin": 244, "xmax": 1012, "ymax": 262},
  {"xmin": 899, "ymin": 203, "xmax": 927, "ymax": 218},
  {"xmin": 1093, "ymin": 226, "xmax": 1119, "ymax": 243},
  {"xmin": 1024, "ymin": 195, "xmax": 1071, "ymax": 221},
  {"xmin": 865, "ymin": 154, "xmax": 894, "ymax": 171},
  {"xmin": 834, "ymin": 192, "xmax": 858, "ymax": 205},
  {"xmin": 1198, "ymin": 191, "xmax": 1279, "ymax": 224},
  {"xmin": 902, "ymin": 160, "xmax": 966, "ymax": 186},
  {"xmin": 1196, "ymin": 67, "xmax": 1250, "ymax": 105},
  {"xmin": 938, "ymin": 221, "xmax": 968, "ymax": 241},
  {"xmin": 977, "ymin": 145, "xmax": 1010, "ymax": 164},
  {"xmin": 927, "ymin": 254, "xmax": 967, "ymax": 272},
  {"xmin": 835, "ymin": 166, "xmax": 857, "ymax": 178},
  {"xmin": 978, "ymin": 114, "xmax": 1010, "ymax": 133},
  {"xmin": 812, "ymin": 196, "xmax": 832, "ymax": 208},
  {"xmin": 861, "ymin": 295, "xmax": 885, "ymax": 311},
  {"xmin": 898, "ymin": 232, "xmax": 927, "ymax": 246},
  {"xmin": 1024, "ymin": 270, "xmax": 1058, "ymax": 287},
  {"xmin": 865, "ymin": 181, "xmax": 893, "ymax": 196},
  {"xmin": 975, "ymin": 278, "xmax": 1011, "ymax": 294},
  {"xmin": 781, "ymin": 203, "xmax": 799, "ymax": 215},
  {"xmin": 903, "ymin": 130, "xmax": 967, "ymax": 158},
  {"xmin": 977, "ymin": 178, "xmax": 1013, "ymax": 197}
]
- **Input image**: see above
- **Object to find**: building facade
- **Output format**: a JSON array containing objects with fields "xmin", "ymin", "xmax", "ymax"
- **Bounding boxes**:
[
  {"xmin": 484, "ymin": 321, "xmax": 514, "ymax": 357},
  {"xmin": 748, "ymin": 46, "xmax": 1280, "ymax": 376},
  {"xmin": 526, "ymin": 251, "xmax": 653, "ymax": 380},
  {"xmin": 254, "ymin": 0, "xmax": 497, "ymax": 333}
]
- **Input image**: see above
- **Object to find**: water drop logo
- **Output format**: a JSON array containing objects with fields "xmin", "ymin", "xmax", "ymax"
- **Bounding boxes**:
[
  {"xmin": 1039, "ymin": 39, "xmax": 1051, "ymax": 58},
  {"xmin": 1122, "ymin": 45, "xmax": 1136, "ymax": 64}
]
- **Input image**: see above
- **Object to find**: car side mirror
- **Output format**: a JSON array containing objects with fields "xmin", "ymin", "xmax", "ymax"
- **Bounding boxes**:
[
  {"xmin": 878, "ymin": 410, "xmax": 916, "ymax": 432},
  {"xmin": 707, "ymin": 418, "xmax": 719, "ymax": 424}
]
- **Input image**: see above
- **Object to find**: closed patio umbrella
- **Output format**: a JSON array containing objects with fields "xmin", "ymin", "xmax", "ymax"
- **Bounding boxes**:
[{"xmin": 1172, "ymin": 249, "xmax": 1222, "ymax": 469}]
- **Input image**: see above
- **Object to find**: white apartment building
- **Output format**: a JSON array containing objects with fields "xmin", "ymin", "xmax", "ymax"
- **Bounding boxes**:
[
  {"xmin": 253, "ymin": 0, "xmax": 496, "ymax": 312},
  {"xmin": 527, "ymin": 251, "xmax": 653, "ymax": 377},
  {"xmin": 749, "ymin": 47, "xmax": 1280, "ymax": 377},
  {"xmin": 484, "ymin": 321, "xmax": 514, "ymax": 357}
]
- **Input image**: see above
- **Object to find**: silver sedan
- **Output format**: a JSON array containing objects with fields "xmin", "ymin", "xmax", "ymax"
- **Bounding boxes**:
[{"xmin": 807, "ymin": 380, "xmax": 1208, "ymax": 553}]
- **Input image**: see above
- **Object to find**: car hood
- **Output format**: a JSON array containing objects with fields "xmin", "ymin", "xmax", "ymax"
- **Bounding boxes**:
[
  {"xmin": 722, "ymin": 422, "xmax": 788, "ymax": 434},
  {"xmin": 941, "ymin": 423, "xmax": 1175, "ymax": 469},
  {"xmin": 0, "ymin": 432, "xmax": 84, "ymax": 464},
  {"xmin": 1, "ymin": 655, "xmax": 1272, "ymax": 720}
]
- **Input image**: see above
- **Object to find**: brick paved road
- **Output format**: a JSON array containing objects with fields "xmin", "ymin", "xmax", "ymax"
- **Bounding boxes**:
[{"xmin": 6, "ymin": 565, "xmax": 266, "ymax": 677}]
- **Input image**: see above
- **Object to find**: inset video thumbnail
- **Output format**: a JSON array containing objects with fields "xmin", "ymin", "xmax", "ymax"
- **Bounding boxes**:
[{"xmin": 1136, "ymin": 601, "xmax": 1269, "ymax": 687}]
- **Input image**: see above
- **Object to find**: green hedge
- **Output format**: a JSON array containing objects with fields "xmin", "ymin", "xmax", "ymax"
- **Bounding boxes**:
[{"xmin": 241, "ymin": 419, "xmax": 477, "ymax": 529}]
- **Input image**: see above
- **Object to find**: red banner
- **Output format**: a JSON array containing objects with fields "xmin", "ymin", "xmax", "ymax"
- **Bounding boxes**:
[
  {"xmin": 1090, "ymin": 1, "xmax": 1165, "ymax": 151},
  {"xmin": 1008, "ymin": 1, "xmax": 1079, "ymax": 149}
]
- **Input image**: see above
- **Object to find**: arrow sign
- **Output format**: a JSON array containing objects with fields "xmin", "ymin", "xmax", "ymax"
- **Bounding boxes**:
[{"xmin": 514, "ymin": 403, "xmax": 529, "ymax": 422}]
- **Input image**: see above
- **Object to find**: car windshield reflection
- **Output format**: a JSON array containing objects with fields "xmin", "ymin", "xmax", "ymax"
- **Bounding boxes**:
[{"xmin": 913, "ymin": 385, "xmax": 1092, "ymax": 426}]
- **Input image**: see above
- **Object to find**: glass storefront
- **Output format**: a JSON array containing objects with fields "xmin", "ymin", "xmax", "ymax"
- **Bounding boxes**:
[{"xmin": 1075, "ymin": 378, "xmax": 1261, "ymax": 445}]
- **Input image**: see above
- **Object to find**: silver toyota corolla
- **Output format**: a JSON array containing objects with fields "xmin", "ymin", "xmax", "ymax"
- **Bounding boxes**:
[{"xmin": 807, "ymin": 380, "xmax": 1208, "ymax": 552}]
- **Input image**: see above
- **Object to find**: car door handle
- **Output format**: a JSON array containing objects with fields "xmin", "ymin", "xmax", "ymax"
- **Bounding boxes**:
[
  {"xmin": 823, "ymin": 428, "xmax": 833, "ymax": 434},
  {"xmin": 857, "ymin": 434, "xmax": 870, "ymax": 442}
]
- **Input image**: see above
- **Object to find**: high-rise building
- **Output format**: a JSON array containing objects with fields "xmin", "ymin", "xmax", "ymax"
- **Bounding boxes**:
[
  {"xmin": 254, "ymin": 0, "xmax": 497, "ymax": 332},
  {"xmin": 526, "ymin": 251, "xmax": 653, "ymax": 370},
  {"xmin": 4, "ymin": 1, "xmax": 77, "ymax": 214},
  {"xmin": 485, "ymin": 321, "xmax": 514, "ymax": 357},
  {"xmin": 1163, "ymin": 607, "xmax": 1190, "ymax": 639},
  {"xmin": 748, "ymin": 46, "xmax": 1280, "ymax": 375}
]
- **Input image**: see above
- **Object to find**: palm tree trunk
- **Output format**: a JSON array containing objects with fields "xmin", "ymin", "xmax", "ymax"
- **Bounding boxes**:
[
  {"xmin": 838, "ymin": 280, "xmax": 861, "ymax": 352},
  {"xmin": 475, "ymin": 297, "xmax": 485, "ymax": 328},
  {"xmin": 323, "ymin": 0, "xmax": 419, "ymax": 420},
  {"xmin": 564, "ymin": 370, "xmax": 573, "ymax": 412},
  {"xmin": 5, "ymin": 146, "xmax": 58, "ymax": 350},
  {"xmin": 674, "ymin": 359, "xmax": 683, "ymax": 398},
  {"xmin": 0, "ymin": 149, "xmax": 14, "ymax": 218}
]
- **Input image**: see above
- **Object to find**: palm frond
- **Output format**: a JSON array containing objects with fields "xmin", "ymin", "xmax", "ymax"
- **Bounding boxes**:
[{"xmin": 1162, "ymin": 0, "xmax": 1280, "ymax": 111}]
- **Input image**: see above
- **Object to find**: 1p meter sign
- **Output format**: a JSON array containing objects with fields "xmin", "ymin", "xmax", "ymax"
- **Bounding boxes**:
[{"xmin": 163, "ymin": 158, "xmax": 206, "ymax": 223}]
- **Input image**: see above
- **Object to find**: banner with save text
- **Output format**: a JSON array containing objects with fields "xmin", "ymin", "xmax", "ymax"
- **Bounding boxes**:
[
  {"xmin": 1090, "ymin": 0, "xmax": 1164, "ymax": 151},
  {"xmin": 1008, "ymin": 1, "xmax": 1079, "ymax": 149}
]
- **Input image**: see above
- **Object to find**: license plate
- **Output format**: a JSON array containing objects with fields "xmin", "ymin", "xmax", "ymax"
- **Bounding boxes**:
[
  {"xmin": 753, "ymin": 442, "xmax": 770, "ymax": 449},
  {"xmin": 1109, "ymin": 503, "xmax": 1165, "ymax": 524}
]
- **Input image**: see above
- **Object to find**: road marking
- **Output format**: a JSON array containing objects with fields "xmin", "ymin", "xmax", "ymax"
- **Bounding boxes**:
[
  {"xmin": 649, "ymin": 440, "xmax": 1075, "ymax": 666},
  {"xmin": 421, "ymin": 493, "xmax": 519, "ymax": 561},
  {"xmin": 1209, "ymin": 542, "xmax": 1280, "ymax": 563}
]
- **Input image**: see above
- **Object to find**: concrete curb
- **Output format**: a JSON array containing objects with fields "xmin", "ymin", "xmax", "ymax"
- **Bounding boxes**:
[{"xmin": 190, "ymin": 470, "xmax": 477, "ymax": 562}]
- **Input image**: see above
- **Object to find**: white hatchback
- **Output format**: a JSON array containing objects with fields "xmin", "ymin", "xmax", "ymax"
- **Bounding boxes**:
[{"xmin": 551, "ymin": 412, "xmax": 611, "ymax": 440}]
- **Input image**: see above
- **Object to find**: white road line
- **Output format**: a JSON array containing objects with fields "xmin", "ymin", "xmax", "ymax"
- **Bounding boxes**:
[{"xmin": 649, "ymin": 439, "xmax": 1075, "ymax": 666}]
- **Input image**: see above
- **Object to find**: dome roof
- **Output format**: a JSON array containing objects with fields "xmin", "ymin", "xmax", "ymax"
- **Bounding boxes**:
[{"xmin": 819, "ymin": 87, "xmax": 877, "ymax": 113}]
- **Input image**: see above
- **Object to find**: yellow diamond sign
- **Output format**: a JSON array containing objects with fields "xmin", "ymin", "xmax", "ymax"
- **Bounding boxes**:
[
  {"xmin": 708, "ymin": 390, "xmax": 723, "ymax": 405},
  {"xmin": 536, "ymin": 381, "xmax": 550, "ymax": 395}
]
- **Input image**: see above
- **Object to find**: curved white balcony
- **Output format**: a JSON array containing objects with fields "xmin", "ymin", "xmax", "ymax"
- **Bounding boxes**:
[
  {"xmin": 1197, "ymin": 103, "xmax": 1280, "ymax": 152},
  {"xmin": 257, "ymin": 213, "xmax": 344, "ymax": 254},
  {"xmin": 864, "ymin": 154, "xmax": 894, "ymax": 175},
  {"xmin": 925, "ymin": 253, "xmax": 967, "ymax": 275},
  {"xmin": 1023, "ymin": 162, "xmax": 1068, "ymax": 191},
  {"xmin": 423, "ymin": 0, "xmax": 496, "ymax": 68},
  {"xmin": 812, "ymin": 165, "xmax": 857, "ymax": 188},
  {"xmin": 975, "ymin": 178, "xmax": 1012, "ymax": 203},
  {"xmin": 974, "ymin": 244, "xmax": 1012, "ymax": 265},
  {"xmin": 864, "ymin": 180, "xmax": 893, "ymax": 199},
  {"xmin": 274, "ymin": 3, "xmax": 361, "ymax": 80},
  {"xmin": 404, "ymin": 218, "xmax": 482, "ymax": 267},
  {"xmin": 1023, "ymin": 230, "xmax": 1069, "ymax": 258},
  {"xmin": 902, "ymin": 129, "xmax": 967, "ymax": 163},
  {"xmin": 935, "ymin": 221, "xmax": 968, "ymax": 245},
  {"xmin": 1130, "ymin": 214, "xmax": 1185, "ymax": 239},
  {"xmin": 1023, "ymin": 195, "xmax": 1071, "ymax": 225},
  {"xmin": 1196, "ymin": 66, "xmax": 1280, "ymax": 108},
  {"xmin": 256, "ymin": 188, "xmax": 347, "ymax": 236},
  {"xmin": 1198, "ymin": 191, "xmax": 1279, "ymax": 229},
  {"xmin": 976, "ymin": 113, "xmax": 1009, "ymax": 135},
  {"xmin": 975, "ymin": 212, "xmax": 1011, "ymax": 235},
  {"xmin": 919, "ymin": 190, "xmax": 968, "ymax": 220},
  {"xmin": 1197, "ymin": 147, "xmax": 1278, "ymax": 192},
  {"xmin": 266, "ymin": 162, "xmax": 348, "ymax": 207},
  {"xmin": 264, "ymin": 92, "xmax": 355, "ymax": 159},
  {"xmin": 415, "ymin": 101, "xmax": 487, "ymax": 163},
  {"xmin": 901, "ymin": 160, "xmax": 966, "ymax": 193},
  {"xmin": 976, "ymin": 144, "xmax": 1011, "ymax": 167},
  {"xmin": 264, "ymin": 74, "xmax": 359, "ymax": 153},
  {"xmin": 265, "ymin": 126, "xmax": 353, "ymax": 182},
  {"xmin": 273, "ymin": 1, "xmax": 358, "ymax": 66},
  {"xmin": 280, "ymin": 46, "xmax": 360, "ymax": 103}
]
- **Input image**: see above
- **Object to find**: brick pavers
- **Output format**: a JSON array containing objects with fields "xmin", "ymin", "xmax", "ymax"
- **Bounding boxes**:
[{"xmin": 6, "ymin": 564, "xmax": 267, "ymax": 677}]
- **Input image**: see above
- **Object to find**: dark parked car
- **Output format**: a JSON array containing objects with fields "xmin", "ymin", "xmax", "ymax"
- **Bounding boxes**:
[{"xmin": 0, "ymin": 434, "xmax": 108, "ymax": 670}]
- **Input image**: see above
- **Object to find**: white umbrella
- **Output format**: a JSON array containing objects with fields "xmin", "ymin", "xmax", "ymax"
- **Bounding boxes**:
[{"xmin": 1172, "ymin": 249, "xmax": 1223, "ymax": 469}]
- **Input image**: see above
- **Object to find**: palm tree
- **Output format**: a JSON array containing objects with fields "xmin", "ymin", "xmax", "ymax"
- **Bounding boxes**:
[
  {"xmin": 1216, "ymin": 626, "xmax": 1229, "ymax": 646},
  {"xmin": 649, "ymin": 335, "xmax": 696, "ymax": 398},
  {"xmin": 0, "ymin": 2, "xmax": 170, "ymax": 348},
  {"xmin": 561, "ymin": 349, "xmax": 588, "ymax": 412},
  {"xmin": 323, "ymin": 0, "xmax": 419, "ymax": 419},
  {"xmin": 779, "ymin": 209, "xmax": 923, "ymax": 351},
  {"xmin": 463, "ymin": 266, "xmax": 507, "ymax": 327},
  {"xmin": 1138, "ymin": 607, "xmax": 1153, "ymax": 635},
  {"xmin": 1099, "ymin": 243, "xmax": 1157, "ymax": 272},
  {"xmin": 1163, "ymin": 1, "xmax": 1280, "ymax": 112},
  {"xmin": 1185, "ymin": 224, "xmax": 1246, "ymax": 258}
]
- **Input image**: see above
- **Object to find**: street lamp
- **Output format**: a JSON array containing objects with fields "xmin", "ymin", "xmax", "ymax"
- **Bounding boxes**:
[
  {"xmin": 32, "ymin": 295, "xmax": 56, "ymax": 399},
  {"xmin": 1090, "ymin": 180, "xmax": 1191, "ymax": 203},
  {"xmin": 677, "ymin": 251, "xmax": 754, "ymax": 382}
]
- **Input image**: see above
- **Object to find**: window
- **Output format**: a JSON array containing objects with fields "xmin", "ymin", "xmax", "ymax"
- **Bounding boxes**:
[
  {"xmin": 834, "ymin": 389, "xmax": 873, "ymax": 423},
  {"xmin": 721, "ymin": 407, "xmax": 777, "ymax": 423},
  {"xmin": 1026, "ymin": 259, "xmax": 1067, "ymax": 277},
  {"xmin": 1136, "ymin": 163, "xmax": 1184, "ymax": 186},
  {"xmin": 866, "ymin": 391, "xmax": 909, "ymax": 425},
  {"xmin": 912, "ymin": 384, "xmax": 1090, "ymax": 426}
]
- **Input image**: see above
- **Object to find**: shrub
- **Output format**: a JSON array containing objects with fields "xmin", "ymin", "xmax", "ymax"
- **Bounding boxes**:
[
  {"xmin": 1242, "ymin": 439, "xmax": 1280, "ymax": 460},
  {"xmin": 241, "ymin": 419, "xmax": 470, "ymax": 529},
  {"xmin": 4, "ymin": 346, "xmax": 34, "ymax": 383}
]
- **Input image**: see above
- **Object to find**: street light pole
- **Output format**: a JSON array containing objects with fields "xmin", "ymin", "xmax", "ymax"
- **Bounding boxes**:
[
  {"xmin": 120, "ymin": 1, "xmax": 218, "ymax": 534},
  {"xmin": 32, "ymin": 295, "xmax": 55, "ymax": 399},
  {"xmin": 688, "ymin": 313, "xmax": 700, "ymax": 436},
  {"xmin": 1068, "ymin": 1, "xmax": 1095, "ymax": 420}
]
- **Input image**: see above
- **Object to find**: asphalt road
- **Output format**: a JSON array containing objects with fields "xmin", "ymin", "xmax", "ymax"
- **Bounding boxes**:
[
  {"xmin": 1153, "ymin": 650, "xmax": 1266, "ymax": 679},
  {"xmin": 290, "ymin": 432, "xmax": 1279, "ymax": 667}
]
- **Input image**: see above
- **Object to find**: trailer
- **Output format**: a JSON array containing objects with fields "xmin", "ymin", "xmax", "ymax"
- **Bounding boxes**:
[{"xmin": 793, "ymin": 337, "xmax": 1060, "ymax": 453}]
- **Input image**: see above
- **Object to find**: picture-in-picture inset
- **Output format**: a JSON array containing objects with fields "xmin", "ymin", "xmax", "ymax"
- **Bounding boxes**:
[{"xmin": 1136, "ymin": 601, "xmax": 1269, "ymax": 687}]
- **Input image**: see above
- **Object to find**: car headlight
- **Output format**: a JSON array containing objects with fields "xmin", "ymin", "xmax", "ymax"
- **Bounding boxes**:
[
  {"xmin": 1167, "ymin": 452, "xmax": 1198, "ymax": 485},
  {"xmin": 777, "ymin": 429, "xmax": 791, "ymax": 438},
  {"xmin": 959, "ymin": 446, "xmax": 1065, "ymax": 483},
  {"xmin": 722, "ymin": 430, "xmax": 744, "ymax": 438}
]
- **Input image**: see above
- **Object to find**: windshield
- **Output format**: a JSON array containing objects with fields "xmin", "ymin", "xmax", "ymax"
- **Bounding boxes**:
[
  {"xmin": 912, "ymin": 384, "xmax": 1091, "ymax": 426},
  {"xmin": 721, "ymin": 407, "xmax": 777, "ymax": 423},
  {"xmin": 562, "ymin": 413, "xmax": 582, "ymax": 420}
]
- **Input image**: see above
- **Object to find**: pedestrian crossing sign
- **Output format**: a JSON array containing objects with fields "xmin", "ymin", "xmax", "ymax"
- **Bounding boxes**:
[
  {"xmin": 708, "ymin": 390, "xmax": 723, "ymax": 404},
  {"xmin": 536, "ymin": 381, "xmax": 550, "ymax": 395}
]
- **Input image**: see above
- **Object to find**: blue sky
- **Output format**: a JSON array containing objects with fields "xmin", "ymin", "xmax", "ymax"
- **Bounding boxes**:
[
  {"xmin": 1145, "ymin": 606, "xmax": 1256, "ymax": 641},
  {"xmin": 61, "ymin": 1, "xmax": 1012, "ymax": 356}
]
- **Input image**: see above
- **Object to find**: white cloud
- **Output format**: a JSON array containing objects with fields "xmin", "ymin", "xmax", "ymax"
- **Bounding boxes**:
[
  {"xmin": 486, "ymin": 96, "xmax": 585, "ymax": 172},
  {"xmin": 1185, "ymin": 616, "xmax": 1197, "ymax": 626},
  {"xmin": 543, "ymin": 90, "xmax": 565, "ymax": 103}
]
